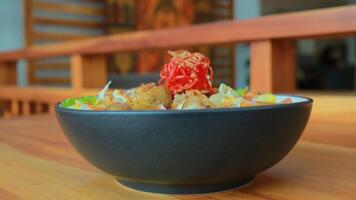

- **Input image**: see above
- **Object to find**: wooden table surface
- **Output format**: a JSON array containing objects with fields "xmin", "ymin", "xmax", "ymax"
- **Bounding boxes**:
[{"xmin": 0, "ymin": 103, "xmax": 356, "ymax": 200}]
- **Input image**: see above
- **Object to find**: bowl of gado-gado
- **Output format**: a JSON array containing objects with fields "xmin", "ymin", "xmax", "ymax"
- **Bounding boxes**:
[{"xmin": 56, "ymin": 50, "xmax": 312, "ymax": 194}]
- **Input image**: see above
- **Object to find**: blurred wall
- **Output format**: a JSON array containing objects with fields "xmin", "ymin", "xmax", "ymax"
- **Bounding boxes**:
[
  {"xmin": 0, "ymin": 0, "xmax": 26, "ymax": 86},
  {"xmin": 0, "ymin": 0, "xmax": 24, "ymax": 51}
]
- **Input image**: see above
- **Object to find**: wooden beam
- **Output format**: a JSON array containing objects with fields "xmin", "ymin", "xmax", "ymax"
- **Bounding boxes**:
[
  {"xmin": 1, "ymin": 5, "xmax": 355, "ymax": 61},
  {"xmin": 33, "ymin": 32, "xmax": 93, "ymax": 42},
  {"xmin": 33, "ymin": 17, "xmax": 104, "ymax": 29},
  {"xmin": 70, "ymin": 54, "xmax": 107, "ymax": 90},
  {"xmin": 33, "ymin": 1, "xmax": 104, "ymax": 16},
  {"xmin": 0, "ymin": 86, "xmax": 99, "ymax": 104},
  {"xmin": 0, "ymin": 61, "xmax": 17, "ymax": 85},
  {"xmin": 250, "ymin": 39, "xmax": 296, "ymax": 92}
]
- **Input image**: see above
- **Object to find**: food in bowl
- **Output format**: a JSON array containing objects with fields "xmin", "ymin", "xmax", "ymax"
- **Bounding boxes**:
[{"xmin": 60, "ymin": 50, "xmax": 292, "ymax": 111}]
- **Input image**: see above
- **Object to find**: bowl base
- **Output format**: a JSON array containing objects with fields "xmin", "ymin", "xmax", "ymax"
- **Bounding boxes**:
[{"xmin": 116, "ymin": 177, "xmax": 254, "ymax": 194}]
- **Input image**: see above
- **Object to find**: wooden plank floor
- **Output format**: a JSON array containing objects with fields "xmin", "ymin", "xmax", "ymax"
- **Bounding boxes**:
[{"xmin": 0, "ymin": 93, "xmax": 355, "ymax": 199}]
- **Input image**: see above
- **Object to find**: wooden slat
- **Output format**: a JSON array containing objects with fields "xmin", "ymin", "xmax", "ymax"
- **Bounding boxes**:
[
  {"xmin": 33, "ymin": 77, "xmax": 71, "ymax": 85},
  {"xmin": 33, "ymin": 32, "xmax": 94, "ymax": 42},
  {"xmin": 1, "ymin": 5, "xmax": 355, "ymax": 61},
  {"xmin": 71, "ymin": 54, "xmax": 107, "ymax": 90},
  {"xmin": 34, "ymin": 62, "xmax": 69, "ymax": 70},
  {"xmin": 27, "ymin": 60, "xmax": 38, "ymax": 85},
  {"xmin": 250, "ymin": 39, "xmax": 296, "ymax": 92},
  {"xmin": 0, "ymin": 86, "xmax": 98, "ymax": 104},
  {"xmin": 24, "ymin": 0, "xmax": 33, "ymax": 46},
  {"xmin": 22, "ymin": 101, "xmax": 31, "ymax": 116},
  {"xmin": 33, "ymin": 1, "xmax": 104, "ymax": 16},
  {"xmin": 2, "ymin": 101, "xmax": 12, "ymax": 118},
  {"xmin": 211, "ymin": 2, "xmax": 232, "ymax": 9},
  {"xmin": 0, "ymin": 61, "xmax": 17, "ymax": 85},
  {"xmin": 71, "ymin": 54, "xmax": 84, "ymax": 90},
  {"xmin": 48, "ymin": 103, "xmax": 55, "ymax": 115},
  {"xmin": 24, "ymin": 0, "xmax": 37, "ymax": 86},
  {"xmin": 30, "ymin": 62, "xmax": 70, "ymax": 85},
  {"xmin": 10, "ymin": 100, "xmax": 20, "ymax": 117},
  {"xmin": 33, "ymin": 17, "xmax": 104, "ymax": 29},
  {"xmin": 34, "ymin": 102, "xmax": 44, "ymax": 113},
  {"xmin": 81, "ymin": 0, "xmax": 103, "ymax": 2}
]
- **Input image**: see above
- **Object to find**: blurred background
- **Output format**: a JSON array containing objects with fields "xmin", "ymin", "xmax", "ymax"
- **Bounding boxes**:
[{"xmin": 0, "ymin": 0, "xmax": 355, "ymax": 90}]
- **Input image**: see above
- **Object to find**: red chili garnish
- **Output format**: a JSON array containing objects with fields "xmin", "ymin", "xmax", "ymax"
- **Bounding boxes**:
[{"xmin": 159, "ymin": 50, "xmax": 214, "ymax": 94}]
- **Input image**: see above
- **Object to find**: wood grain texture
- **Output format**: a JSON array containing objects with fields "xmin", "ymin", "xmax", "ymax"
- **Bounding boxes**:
[
  {"xmin": 24, "ymin": 0, "xmax": 32, "ymax": 47},
  {"xmin": 0, "ymin": 61, "xmax": 17, "ymax": 85},
  {"xmin": 33, "ymin": 77, "xmax": 71, "ymax": 85},
  {"xmin": 298, "ymin": 92, "xmax": 356, "ymax": 149},
  {"xmin": 71, "ymin": 54, "xmax": 107, "ymax": 90},
  {"xmin": 2, "ymin": 101, "xmax": 12, "ymax": 118},
  {"xmin": 34, "ymin": 102, "xmax": 44, "ymax": 113},
  {"xmin": 32, "ymin": 1, "xmax": 104, "ymax": 16},
  {"xmin": 0, "ymin": 103, "xmax": 355, "ymax": 199},
  {"xmin": 10, "ymin": 100, "xmax": 20, "ymax": 117},
  {"xmin": 0, "ymin": 86, "xmax": 99, "ymax": 104},
  {"xmin": 33, "ymin": 32, "xmax": 93, "ymax": 42},
  {"xmin": 0, "ymin": 5, "xmax": 355, "ymax": 61},
  {"xmin": 33, "ymin": 17, "xmax": 104, "ymax": 29},
  {"xmin": 250, "ymin": 40, "xmax": 296, "ymax": 92},
  {"xmin": 22, "ymin": 101, "xmax": 31, "ymax": 116},
  {"xmin": 34, "ymin": 62, "xmax": 69, "ymax": 70}
]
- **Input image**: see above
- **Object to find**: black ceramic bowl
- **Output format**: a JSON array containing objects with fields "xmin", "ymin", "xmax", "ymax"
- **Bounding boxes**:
[{"xmin": 56, "ymin": 95, "xmax": 312, "ymax": 194}]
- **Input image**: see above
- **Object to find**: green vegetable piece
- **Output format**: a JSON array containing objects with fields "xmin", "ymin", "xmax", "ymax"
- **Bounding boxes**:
[
  {"xmin": 61, "ymin": 96, "xmax": 97, "ymax": 108},
  {"xmin": 236, "ymin": 88, "xmax": 246, "ymax": 96},
  {"xmin": 78, "ymin": 96, "xmax": 97, "ymax": 105},
  {"xmin": 61, "ymin": 98, "xmax": 76, "ymax": 108}
]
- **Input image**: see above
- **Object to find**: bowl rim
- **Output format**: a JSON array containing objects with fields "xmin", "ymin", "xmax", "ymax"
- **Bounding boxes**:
[{"xmin": 55, "ymin": 94, "xmax": 313, "ymax": 115}]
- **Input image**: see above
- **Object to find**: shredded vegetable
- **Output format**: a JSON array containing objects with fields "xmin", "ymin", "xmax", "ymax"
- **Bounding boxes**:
[{"xmin": 159, "ymin": 50, "xmax": 213, "ymax": 94}]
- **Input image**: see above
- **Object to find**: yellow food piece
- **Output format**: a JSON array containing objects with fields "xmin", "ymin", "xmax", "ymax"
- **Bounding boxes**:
[
  {"xmin": 129, "ymin": 83, "xmax": 172, "ymax": 110},
  {"xmin": 255, "ymin": 94, "xmax": 276, "ymax": 104},
  {"xmin": 220, "ymin": 96, "xmax": 239, "ymax": 107}
]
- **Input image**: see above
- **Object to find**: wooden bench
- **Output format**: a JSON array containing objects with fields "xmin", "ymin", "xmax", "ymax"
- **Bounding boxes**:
[{"xmin": 0, "ymin": 5, "xmax": 356, "ymax": 116}]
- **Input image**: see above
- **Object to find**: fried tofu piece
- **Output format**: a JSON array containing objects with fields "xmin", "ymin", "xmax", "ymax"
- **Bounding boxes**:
[
  {"xmin": 172, "ymin": 90, "xmax": 215, "ymax": 110},
  {"xmin": 129, "ymin": 83, "xmax": 172, "ymax": 110}
]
